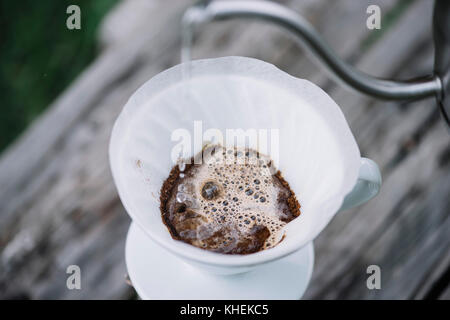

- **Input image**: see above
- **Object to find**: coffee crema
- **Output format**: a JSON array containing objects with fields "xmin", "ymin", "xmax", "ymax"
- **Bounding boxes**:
[{"xmin": 160, "ymin": 145, "xmax": 301, "ymax": 254}]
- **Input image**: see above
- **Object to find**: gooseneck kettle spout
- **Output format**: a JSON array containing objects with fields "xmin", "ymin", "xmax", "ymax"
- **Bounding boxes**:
[{"xmin": 182, "ymin": 0, "xmax": 450, "ymax": 128}]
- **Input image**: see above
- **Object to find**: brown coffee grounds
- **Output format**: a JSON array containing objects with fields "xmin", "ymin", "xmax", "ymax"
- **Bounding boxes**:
[{"xmin": 159, "ymin": 146, "xmax": 301, "ymax": 254}]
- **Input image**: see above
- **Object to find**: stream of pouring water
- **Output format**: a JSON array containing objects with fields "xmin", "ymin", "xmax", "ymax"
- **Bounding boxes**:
[
  {"xmin": 181, "ymin": 24, "xmax": 193, "ymax": 65},
  {"xmin": 181, "ymin": 5, "xmax": 211, "ymax": 79},
  {"xmin": 181, "ymin": 14, "xmax": 194, "ymax": 82},
  {"xmin": 178, "ymin": 14, "xmax": 194, "ymax": 172}
]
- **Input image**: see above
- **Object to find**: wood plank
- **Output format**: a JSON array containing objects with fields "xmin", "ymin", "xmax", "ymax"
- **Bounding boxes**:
[
  {"xmin": 412, "ymin": 242, "xmax": 450, "ymax": 299},
  {"xmin": 439, "ymin": 284, "xmax": 450, "ymax": 300},
  {"xmin": 303, "ymin": 0, "xmax": 450, "ymax": 299},
  {"xmin": 0, "ymin": 0, "xmax": 193, "ymax": 229},
  {"xmin": 0, "ymin": 0, "xmax": 193, "ymax": 299},
  {"xmin": 307, "ymin": 123, "xmax": 449, "ymax": 299}
]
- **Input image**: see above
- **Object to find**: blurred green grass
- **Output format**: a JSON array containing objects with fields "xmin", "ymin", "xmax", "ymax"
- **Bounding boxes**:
[{"xmin": 0, "ymin": 0, "xmax": 119, "ymax": 153}]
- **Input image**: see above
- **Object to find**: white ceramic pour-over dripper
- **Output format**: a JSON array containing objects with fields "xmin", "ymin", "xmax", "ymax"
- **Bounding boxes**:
[{"xmin": 109, "ymin": 56, "xmax": 381, "ymax": 275}]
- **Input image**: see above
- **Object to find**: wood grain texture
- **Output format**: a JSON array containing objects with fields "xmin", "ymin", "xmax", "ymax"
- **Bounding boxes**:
[{"xmin": 0, "ymin": 0, "xmax": 448, "ymax": 299}]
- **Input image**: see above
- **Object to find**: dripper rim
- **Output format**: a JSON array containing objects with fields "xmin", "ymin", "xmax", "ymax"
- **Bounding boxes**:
[{"xmin": 109, "ymin": 56, "xmax": 361, "ymax": 267}]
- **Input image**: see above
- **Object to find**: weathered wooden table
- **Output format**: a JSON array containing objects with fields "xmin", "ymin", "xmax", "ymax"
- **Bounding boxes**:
[{"xmin": 0, "ymin": 0, "xmax": 449, "ymax": 299}]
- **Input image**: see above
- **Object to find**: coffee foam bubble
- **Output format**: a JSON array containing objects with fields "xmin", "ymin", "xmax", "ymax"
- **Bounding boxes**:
[{"xmin": 173, "ymin": 146, "xmax": 291, "ymax": 251}]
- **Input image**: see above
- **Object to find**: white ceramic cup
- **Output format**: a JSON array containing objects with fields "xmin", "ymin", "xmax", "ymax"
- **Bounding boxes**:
[{"xmin": 109, "ymin": 56, "xmax": 382, "ymax": 275}]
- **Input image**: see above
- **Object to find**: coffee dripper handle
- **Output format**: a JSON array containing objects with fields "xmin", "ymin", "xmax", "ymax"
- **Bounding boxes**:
[{"xmin": 339, "ymin": 158, "xmax": 382, "ymax": 211}]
